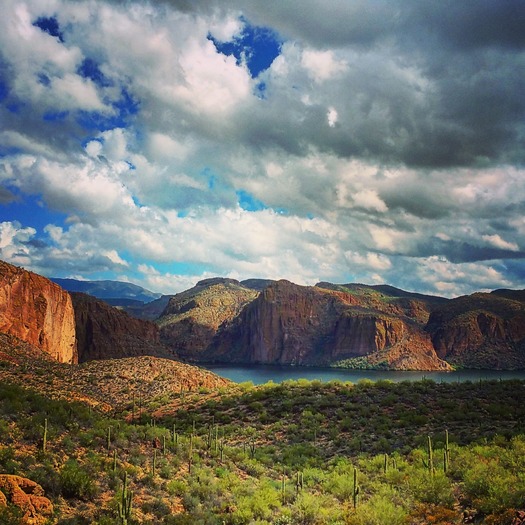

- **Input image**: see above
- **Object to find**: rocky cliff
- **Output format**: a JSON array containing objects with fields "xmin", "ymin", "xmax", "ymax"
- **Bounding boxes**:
[
  {"xmin": 202, "ymin": 280, "xmax": 449, "ymax": 370},
  {"xmin": 0, "ymin": 260, "xmax": 77, "ymax": 363},
  {"xmin": 72, "ymin": 292, "xmax": 172, "ymax": 362},
  {"xmin": 157, "ymin": 278, "xmax": 259, "ymax": 359},
  {"xmin": 426, "ymin": 292, "xmax": 525, "ymax": 368}
]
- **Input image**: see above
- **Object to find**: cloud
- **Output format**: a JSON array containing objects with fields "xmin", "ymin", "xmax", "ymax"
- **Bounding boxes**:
[
  {"xmin": 481, "ymin": 234, "xmax": 519, "ymax": 252},
  {"xmin": 1, "ymin": 0, "xmax": 525, "ymax": 297},
  {"xmin": 301, "ymin": 49, "xmax": 347, "ymax": 83}
]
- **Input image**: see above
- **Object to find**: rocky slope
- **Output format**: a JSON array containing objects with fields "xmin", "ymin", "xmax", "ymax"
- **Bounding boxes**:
[
  {"xmin": 0, "ymin": 261, "xmax": 77, "ymax": 364},
  {"xmin": 71, "ymin": 292, "xmax": 172, "ymax": 362},
  {"xmin": 426, "ymin": 291, "xmax": 525, "ymax": 369},
  {"xmin": 0, "ymin": 332, "xmax": 230, "ymax": 411},
  {"xmin": 203, "ymin": 280, "xmax": 449, "ymax": 370},
  {"xmin": 157, "ymin": 278, "xmax": 259, "ymax": 360}
]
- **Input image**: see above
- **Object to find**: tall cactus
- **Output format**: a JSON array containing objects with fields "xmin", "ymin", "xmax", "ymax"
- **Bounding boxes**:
[
  {"xmin": 188, "ymin": 433, "xmax": 194, "ymax": 474},
  {"xmin": 152, "ymin": 449, "xmax": 157, "ymax": 476},
  {"xmin": 118, "ymin": 472, "xmax": 133, "ymax": 525},
  {"xmin": 423, "ymin": 435, "xmax": 435, "ymax": 476},
  {"xmin": 353, "ymin": 467, "xmax": 360, "ymax": 509},
  {"xmin": 42, "ymin": 418, "xmax": 48, "ymax": 453},
  {"xmin": 443, "ymin": 429, "xmax": 450, "ymax": 473}
]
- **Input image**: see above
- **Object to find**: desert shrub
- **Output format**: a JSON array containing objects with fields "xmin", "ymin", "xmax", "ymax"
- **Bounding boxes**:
[
  {"xmin": 289, "ymin": 491, "xmax": 342, "ymax": 525},
  {"xmin": 60, "ymin": 459, "xmax": 96, "ymax": 500},
  {"xmin": 0, "ymin": 505, "xmax": 24, "ymax": 525},
  {"xmin": 407, "ymin": 469, "xmax": 454, "ymax": 507},
  {"xmin": 345, "ymin": 493, "xmax": 408, "ymax": 525},
  {"xmin": 29, "ymin": 460, "xmax": 62, "ymax": 497},
  {"xmin": 0, "ymin": 446, "xmax": 19, "ymax": 474}
]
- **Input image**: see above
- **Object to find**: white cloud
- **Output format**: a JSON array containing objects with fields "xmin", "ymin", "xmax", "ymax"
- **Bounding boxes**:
[
  {"xmin": 345, "ymin": 251, "xmax": 392, "ymax": 271},
  {"xmin": 0, "ymin": 221, "xmax": 37, "ymax": 266},
  {"xmin": 353, "ymin": 189, "xmax": 388, "ymax": 213},
  {"xmin": 301, "ymin": 49, "xmax": 347, "ymax": 83},
  {"xmin": 327, "ymin": 107, "xmax": 338, "ymax": 127},
  {"xmin": 1, "ymin": 0, "xmax": 525, "ymax": 298},
  {"xmin": 481, "ymin": 234, "xmax": 519, "ymax": 252}
]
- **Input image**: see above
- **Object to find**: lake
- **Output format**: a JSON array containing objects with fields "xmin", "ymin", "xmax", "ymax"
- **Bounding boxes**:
[{"xmin": 202, "ymin": 364, "xmax": 525, "ymax": 385}]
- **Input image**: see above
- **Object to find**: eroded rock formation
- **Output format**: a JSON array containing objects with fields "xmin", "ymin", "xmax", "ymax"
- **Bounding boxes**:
[
  {"xmin": 204, "ymin": 280, "xmax": 449, "ymax": 370},
  {"xmin": 426, "ymin": 292, "xmax": 525, "ymax": 368},
  {"xmin": 0, "ymin": 475, "xmax": 53, "ymax": 525},
  {"xmin": 0, "ymin": 261, "xmax": 77, "ymax": 363},
  {"xmin": 72, "ymin": 292, "xmax": 172, "ymax": 362}
]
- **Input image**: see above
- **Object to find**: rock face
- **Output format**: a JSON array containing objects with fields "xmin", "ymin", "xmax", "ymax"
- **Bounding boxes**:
[
  {"xmin": 157, "ymin": 278, "xmax": 259, "ymax": 360},
  {"xmin": 204, "ymin": 280, "xmax": 449, "ymax": 370},
  {"xmin": 0, "ymin": 261, "xmax": 77, "ymax": 363},
  {"xmin": 0, "ymin": 474, "xmax": 53, "ymax": 525},
  {"xmin": 426, "ymin": 292, "xmax": 525, "ymax": 368},
  {"xmin": 72, "ymin": 292, "xmax": 172, "ymax": 362},
  {"xmin": 158, "ymin": 278, "xmax": 450, "ymax": 370}
]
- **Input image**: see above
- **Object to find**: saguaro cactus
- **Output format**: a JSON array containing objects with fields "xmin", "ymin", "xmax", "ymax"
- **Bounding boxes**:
[
  {"xmin": 423, "ymin": 435, "xmax": 435, "ymax": 476},
  {"xmin": 42, "ymin": 418, "xmax": 48, "ymax": 453},
  {"xmin": 353, "ymin": 467, "xmax": 360, "ymax": 509},
  {"xmin": 443, "ymin": 429, "xmax": 450, "ymax": 473},
  {"xmin": 118, "ymin": 472, "xmax": 133, "ymax": 525}
]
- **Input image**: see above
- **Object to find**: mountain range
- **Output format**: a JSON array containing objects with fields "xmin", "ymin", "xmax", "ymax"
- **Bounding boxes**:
[{"xmin": 2, "ymin": 259, "xmax": 525, "ymax": 370}]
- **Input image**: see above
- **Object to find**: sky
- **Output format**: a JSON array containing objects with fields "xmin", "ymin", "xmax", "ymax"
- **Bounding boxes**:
[{"xmin": 1, "ymin": 0, "xmax": 525, "ymax": 298}]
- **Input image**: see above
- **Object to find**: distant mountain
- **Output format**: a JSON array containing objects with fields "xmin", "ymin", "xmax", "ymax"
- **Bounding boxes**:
[
  {"xmin": 3, "ymin": 259, "xmax": 525, "ymax": 371},
  {"xmin": 157, "ymin": 278, "xmax": 451, "ymax": 370},
  {"xmin": 51, "ymin": 278, "xmax": 161, "ymax": 304},
  {"xmin": 426, "ymin": 291, "xmax": 525, "ymax": 369}
]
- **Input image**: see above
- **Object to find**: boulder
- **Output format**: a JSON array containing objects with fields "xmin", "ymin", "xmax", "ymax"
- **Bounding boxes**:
[{"xmin": 0, "ymin": 474, "xmax": 53, "ymax": 525}]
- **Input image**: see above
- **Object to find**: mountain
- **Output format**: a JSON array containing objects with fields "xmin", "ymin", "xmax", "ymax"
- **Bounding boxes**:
[
  {"xmin": 426, "ymin": 291, "xmax": 525, "ymax": 369},
  {"xmin": 0, "ymin": 260, "xmax": 172, "ymax": 364},
  {"xmin": 158, "ymin": 278, "xmax": 451, "ymax": 370},
  {"xmin": 4, "ymin": 259, "xmax": 525, "ymax": 370},
  {"xmin": 204, "ymin": 280, "xmax": 450, "ymax": 370},
  {"xmin": 0, "ymin": 261, "xmax": 77, "ymax": 363},
  {"xmin": 71, "ymin": 292, "xmax": 173, "ymax": 362},
  {"xmin": 157, "ymin": 278, "xmax": 259, "ymax": 360},
  {"xmin": 50, "ymin": 277, "xmax": 161, "ymax": 303}
]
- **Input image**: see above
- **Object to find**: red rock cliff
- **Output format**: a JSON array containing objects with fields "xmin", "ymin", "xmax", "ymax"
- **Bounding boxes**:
[
  {"xmin": 0, "ymin": 260, "xmax": 77, "ymax": 363},
  {"xmin": 71, "ymin": 292, "xmax": 171, "ymax": 362},
  {"xmin": 207, "ymin": 280, "xmax": 449, "ymax": 370},
  {"xmin": 426, "ymin": 292, "xmax": 525, "ymax": 368}
]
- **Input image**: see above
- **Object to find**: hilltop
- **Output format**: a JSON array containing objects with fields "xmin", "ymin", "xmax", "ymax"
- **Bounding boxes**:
[{"xmin": 1, "ymin": 260, "xmax": 525, "ymax": 370}]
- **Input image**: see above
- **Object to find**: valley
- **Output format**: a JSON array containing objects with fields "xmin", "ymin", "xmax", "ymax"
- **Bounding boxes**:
[{"xmin": 1, "ymin": 260, "xmax": 525, "ymax": 523}]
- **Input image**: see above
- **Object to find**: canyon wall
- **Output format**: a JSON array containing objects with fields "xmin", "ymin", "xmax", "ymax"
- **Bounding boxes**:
[
  {"xmin": 426, "ymin": 292, "xmax": 525, "ymax": 369},
  {"xmin": 71, "ymin": 292, "xmax": 171, "ymax": 362},
  {"xmin": 0, "ymin": 261, "xmax": 77, "ymax": 363}
]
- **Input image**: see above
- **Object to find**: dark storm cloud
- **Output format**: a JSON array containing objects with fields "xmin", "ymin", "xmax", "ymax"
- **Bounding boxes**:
[
  {"xmin": 230, "ymin": 0, "xmax": 525, "ymax": 168},
  {"xmin": 417, "ymin": 237, "xmax": 525, "ymax": 264},
  {"xmin": 0, "ymin": 187, "xmax": 16, "ymax": 205}
]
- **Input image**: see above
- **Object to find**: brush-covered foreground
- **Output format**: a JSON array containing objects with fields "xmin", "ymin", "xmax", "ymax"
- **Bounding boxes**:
[{"xmin": 1, "ymin": 378, "xmax": 525, "ymax": 524}]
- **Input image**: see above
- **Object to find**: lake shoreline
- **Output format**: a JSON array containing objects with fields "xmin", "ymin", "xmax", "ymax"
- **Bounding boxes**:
[{"xmin": 199, "ymin": 362, "xmax": 525, "ymax": 385}]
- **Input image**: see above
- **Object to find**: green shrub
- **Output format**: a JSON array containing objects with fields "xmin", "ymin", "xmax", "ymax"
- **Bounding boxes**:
[
  {"xmin": 60, "ymin": 459, "xmax": 96, "ymax": 500},
  {"xmin": 346, "ymin": 493, "xmax": 407, "ymax": 525}
]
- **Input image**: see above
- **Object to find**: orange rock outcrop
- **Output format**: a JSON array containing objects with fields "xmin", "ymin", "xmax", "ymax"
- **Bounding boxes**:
[
  {"xmin": 0, "ymin": 261, "xmax": 77, "ymax": 363},
  {"xmin": 0, "ymin": 474, "xmax": 53, "ymax": 525}
]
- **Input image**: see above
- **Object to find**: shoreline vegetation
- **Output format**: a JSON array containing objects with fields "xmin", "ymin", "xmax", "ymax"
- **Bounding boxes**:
[{"xmin": 1, "ymin": 376, "xmax": 525, "ymax": 524}]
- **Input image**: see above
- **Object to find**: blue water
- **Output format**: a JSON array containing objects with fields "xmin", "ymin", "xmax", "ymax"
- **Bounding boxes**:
[{"xmin": 202, "ymin": 364, "xmax": 525, "ymax": 385}]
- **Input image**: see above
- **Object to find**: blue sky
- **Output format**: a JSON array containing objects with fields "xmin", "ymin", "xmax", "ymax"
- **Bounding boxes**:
[{"xmin": 1, "ymin": 1, "xmax": 525, "ymax": 297}]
